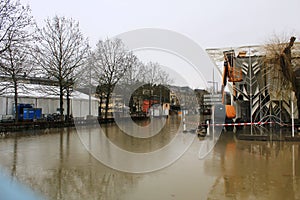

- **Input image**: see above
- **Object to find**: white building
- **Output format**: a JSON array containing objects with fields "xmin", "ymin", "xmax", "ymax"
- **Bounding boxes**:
[{"xmin": 0, "ymin": 83, "xmax": 98, "ymax": 119}]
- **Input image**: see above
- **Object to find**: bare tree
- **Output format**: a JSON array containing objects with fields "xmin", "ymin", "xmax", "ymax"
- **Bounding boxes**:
[
  {"xmin": 34, "ymin": 16, "xmax": 89, "ymax": 121},
  {"xmin": 263, "ymin": 34, "xmax": 299, "ymax": 118},
  {"xmin": 93, "ymin": 38, "xmax": 135, "ymax": 119},
  {"xmin": 144, "ymin": 62, "xmax": 162, "ymax": 86},
  {"xmin": 264, "ymin": 34, "xmax": 296, "ymax": 89},
  {"xmin": 143, "ymin": 62, "xmax": 173, "ymax": 86},
  {"xmin": 120, "ymin": 61, "xmax": 173, "ymax": 87},
  {"xmin": 141, "ymin": 62, "xmax": 173, "ymax": 101},
  {"xmin": 119, "ymin": 60, "xmax": 146, "ymax": 85},
  {"xmin": 0, "ymin": 0, "xmax": 33, "ymax": 54},
  {"xmin": 0, "ymin": 0, "xmax": 35, "ymax": 121},
  {"xmin": 0, "ymin": 44, "xmax": 35, "ymax": 121}
]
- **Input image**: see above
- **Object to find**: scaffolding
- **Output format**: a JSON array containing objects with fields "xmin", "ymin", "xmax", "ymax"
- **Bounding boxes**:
[{"xmin": 207, "ymin": 43, "xmax": 299, "ymax": 124}]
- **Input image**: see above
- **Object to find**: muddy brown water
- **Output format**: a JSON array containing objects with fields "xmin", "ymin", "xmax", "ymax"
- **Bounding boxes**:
[{"xmin": 0, "ymin": 116, "xmax": 299, "ymax": 200}]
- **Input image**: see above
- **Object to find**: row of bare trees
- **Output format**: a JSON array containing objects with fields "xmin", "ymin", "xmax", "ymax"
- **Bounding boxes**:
[
  {"xmin": 0, "ymin": 0, "xmax": 90, "ymax": 121},
  {"xmin": 0, "ymin": 0, "xmax": 171, "ymax": 121},
  {"xmin": 91, "ymin": 39, "xmax": 172, "ymax": 119}
]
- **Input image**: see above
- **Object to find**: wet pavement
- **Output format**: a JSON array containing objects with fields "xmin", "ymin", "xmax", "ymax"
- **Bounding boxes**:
[{"xmin": 0, "ymin": 116, "xmax": 299, "ymax": 200}]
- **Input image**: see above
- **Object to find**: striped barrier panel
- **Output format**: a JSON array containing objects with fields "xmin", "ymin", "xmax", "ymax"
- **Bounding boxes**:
[{"xmin": 185, "ymin": 121, "xmax": 281, "ymax": 127}]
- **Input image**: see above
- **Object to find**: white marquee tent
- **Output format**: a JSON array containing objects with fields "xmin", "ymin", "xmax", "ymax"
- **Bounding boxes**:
[{"xmin": 0, "ymin": 83, "xmax": 98, "ymax": 119}]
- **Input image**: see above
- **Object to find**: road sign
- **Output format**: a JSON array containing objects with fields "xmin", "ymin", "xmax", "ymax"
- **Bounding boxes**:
[{"xmin": 203, "ymin": 94, "xmax": 222, "ymax": 105}]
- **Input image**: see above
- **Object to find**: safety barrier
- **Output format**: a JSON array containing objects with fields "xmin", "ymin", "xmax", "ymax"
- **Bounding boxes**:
[{"xmin": 185, "ymin": 121, "xmax": 290, "ymax": 127}]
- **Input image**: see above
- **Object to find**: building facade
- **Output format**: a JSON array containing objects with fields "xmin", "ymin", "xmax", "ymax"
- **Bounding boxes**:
[{"xmin": 207, "ymin": 42, "xmax": 300, "ymax": 123}]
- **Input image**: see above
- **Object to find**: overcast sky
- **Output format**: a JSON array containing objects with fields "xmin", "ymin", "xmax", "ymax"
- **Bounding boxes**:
[
  {"xmin": 19, "ymin": 0, "xmax": 300, "ymax": 88},
  {"xmin": 21, "ymin": 0, "xmax": 300, "ymax": 48}
]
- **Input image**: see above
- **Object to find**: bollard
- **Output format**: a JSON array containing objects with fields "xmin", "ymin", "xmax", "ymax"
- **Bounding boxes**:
[
  {"xmin": 183, "ymin": 110, "xmax": 187, "ymax": 133},
  {"xmin": 206, "ymin": 119, "xmax": 210, "ymax": 136}
]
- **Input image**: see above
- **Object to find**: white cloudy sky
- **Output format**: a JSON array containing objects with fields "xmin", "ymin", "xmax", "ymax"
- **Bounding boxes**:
[
  {"xmin": 20, "ymin": 0, "xmax": 300, "ymax": 88},
  {"xmin": 21, "ymin": 0, "xmax": 300, "ymax": 48}
]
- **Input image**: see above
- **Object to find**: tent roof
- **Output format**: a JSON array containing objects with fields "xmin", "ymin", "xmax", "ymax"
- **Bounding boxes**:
[{"xmin": 0, "ymin": 82, "xmax": 98, "ymax": 101}]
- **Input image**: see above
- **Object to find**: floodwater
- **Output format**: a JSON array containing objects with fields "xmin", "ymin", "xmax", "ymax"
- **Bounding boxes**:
[{"xmin": 0, "ymin": 116, "xmax": 299, "ymax": 200}]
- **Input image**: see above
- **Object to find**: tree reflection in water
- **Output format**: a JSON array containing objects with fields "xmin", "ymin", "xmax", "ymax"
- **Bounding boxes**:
[{"xmin": 0, "ymin": 124, "xmax": 299, "ymax": 200}]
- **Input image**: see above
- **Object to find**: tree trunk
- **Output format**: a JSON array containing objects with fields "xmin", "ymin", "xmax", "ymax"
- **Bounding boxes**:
[
  {"xmin": 105, "ymin": 93, "xmax": 110, "ymax": 119},
  {"xmin": 14, "ymin": 81, "xmax": 18, "ymax": 122},
  {"xmin": 66, "ymin": 87, "xmax": 70, "ymax": 121},
  {"xmin": 99, "ymin": 95, "xmax": 103, "ymax": 118},
  {"xmin": 59, "ymin": 85, "xmax": 64, "ymax": 121}
]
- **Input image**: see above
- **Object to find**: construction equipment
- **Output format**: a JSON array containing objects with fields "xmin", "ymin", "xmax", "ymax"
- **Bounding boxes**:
[
  {"xmin": 198, "ymin": 50, "xmax": 243, "ymax": 135},
  {"xmin": 221, "ymin": 50, "xmax": 243, "ymax": 120},
  {"xmin": 221, "ymin": 50, "xmax": 243, "ymax": 104},
  {"xmin": 221, "ymin": 50, "xmax": 243, "ymax": 130}
]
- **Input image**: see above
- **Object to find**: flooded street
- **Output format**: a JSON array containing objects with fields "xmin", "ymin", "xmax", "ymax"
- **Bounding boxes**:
[{"xmin": 0, "ymin": 116, "xmax": 300, "ymax": 200}]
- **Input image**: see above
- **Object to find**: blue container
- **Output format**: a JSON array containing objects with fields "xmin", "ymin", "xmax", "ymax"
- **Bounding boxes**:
[
  {"xmin": 22, "ymin": 108, "xmax": 29, "ymax": 120},
  {"xmin": 17, "ymin": 104, "xmax": 33, "ymax": 120},
  {"xmin": 29, "ymin": 109, "xmax": 35, "ymax": 120},
  {"xmin": 23, "ymin": 108, "xmax": 35, "ymax": 120},
  {"xmin": 35, "ymin": 108, "xmax": 42, "ymax": 119}
]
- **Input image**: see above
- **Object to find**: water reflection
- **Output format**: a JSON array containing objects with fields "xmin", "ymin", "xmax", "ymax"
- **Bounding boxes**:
[
  {"xmin": 82, "ymin": 117, "xmax": 181, "ymax": 153},
  {"xmin": 11, "ymin": 135, "xmax": 18, "ymax": 177},
  {"xmin": 0, "ymin": 128, "xmax": 137, "ymax": 199},
  {"xmin": 76, "ymin": 116, "xmax": 195, "ymax": 173},
  {"xmin": 0, "ymin": 121, "xmax": 299, "ymax": 199},
  {"xmin": 206, "ymin": 134, "xmax": 300, "ymax": 200}
]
